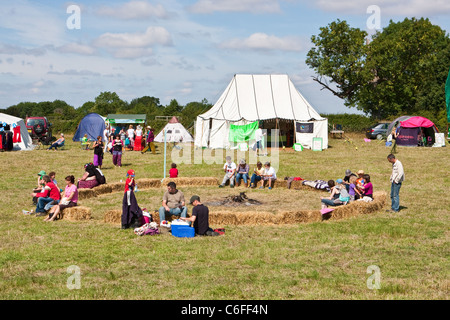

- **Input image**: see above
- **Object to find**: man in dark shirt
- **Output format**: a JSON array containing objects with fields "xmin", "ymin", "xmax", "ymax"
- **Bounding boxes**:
[{"xmin": 181, "ymin": 195, "xmax": 219, "ymax": 236}]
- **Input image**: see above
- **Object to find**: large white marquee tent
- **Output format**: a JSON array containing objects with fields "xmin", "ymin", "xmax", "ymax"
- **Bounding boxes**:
[{"xmin": 194, "ymin": 74, "xmax": 328, "ymax": 149}]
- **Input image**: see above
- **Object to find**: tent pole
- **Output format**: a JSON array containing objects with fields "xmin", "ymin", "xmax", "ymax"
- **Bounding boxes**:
[{"xmin": 163, "ymin": 128, "xmax": 167, "ymax": 180}]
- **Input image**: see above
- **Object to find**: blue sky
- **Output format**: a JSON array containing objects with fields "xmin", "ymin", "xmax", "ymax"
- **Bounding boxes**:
[{"xmin": 1, "ymin": 0, "xmax": 449, "ymax": 115}]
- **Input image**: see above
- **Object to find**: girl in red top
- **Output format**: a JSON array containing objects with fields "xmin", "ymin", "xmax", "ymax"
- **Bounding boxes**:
[
  {"xmin": 125, "ymin": 169, "xmax": 136, "ymax": 192},
  {"xmin": 169, "ymin": 163, "xmax": 178, "ymax": 178}
]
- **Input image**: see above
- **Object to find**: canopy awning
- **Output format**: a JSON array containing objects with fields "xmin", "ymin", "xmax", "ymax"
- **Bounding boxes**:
[{"xmin": 106, "ymin": 114, "xmax": 146, "ymax": 124}]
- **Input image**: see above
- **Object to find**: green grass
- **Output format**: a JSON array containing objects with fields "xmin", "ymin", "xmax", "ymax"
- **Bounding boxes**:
[{"xmin": 0, "ymin": 134, "xmax": 448, "ymax": 300}]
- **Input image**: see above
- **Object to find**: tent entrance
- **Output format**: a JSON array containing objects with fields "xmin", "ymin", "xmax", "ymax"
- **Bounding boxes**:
[{"xmin": 260, "ymin": 118, "xmax": 295, "ymax": 148}]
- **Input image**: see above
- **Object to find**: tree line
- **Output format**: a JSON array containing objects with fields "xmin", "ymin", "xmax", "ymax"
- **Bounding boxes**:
[{"xmin": 0, "ymin": 92, "xmax": 213, "ymax": 135}]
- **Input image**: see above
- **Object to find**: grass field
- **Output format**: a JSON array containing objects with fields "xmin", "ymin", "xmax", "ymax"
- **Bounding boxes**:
[{"xmin": 0, "ymin": 134, "xmax": 448, "ymax": 300}]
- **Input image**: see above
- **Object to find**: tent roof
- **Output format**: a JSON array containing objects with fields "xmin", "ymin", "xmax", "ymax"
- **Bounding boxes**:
[
  {"xmin": 400, "ymin": 116, "xmax": 435, "ymax": 128},
  {"xmin": 169, "ymin": 116, "xmax": 180, "ymax": 123},
  {"xmin": 198, "ymin": 74, "xmax": 325, "ymax": 122},
  {"xmin": 106, "ymin": 114, "xmax": 146, "ymax": 124}
]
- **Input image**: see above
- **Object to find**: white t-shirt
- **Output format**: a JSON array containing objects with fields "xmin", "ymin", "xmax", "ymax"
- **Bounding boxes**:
[
  {"xmin": 263, "ymin": 167, "xmax": 277, "ymax": 180},
  {"xmin": 223, "ymin": 162, "xmax": 236, "ymax": 176},
  {"xmin": 135, "ymin": 128, "xmax": 142, "ymax": 137},
  {"xmin": 255, "ymin": 128, "xmax": 263, "ymax": 142},
  {"xmin": 127, "ymin": 128, "xmax": 135, "ymax": 139}
]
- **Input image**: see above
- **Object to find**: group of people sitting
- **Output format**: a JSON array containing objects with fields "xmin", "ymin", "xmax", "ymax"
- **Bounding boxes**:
[
  {"xmin": 219, "ymin": 157, "xmax": 277, "ymax": 189},
  {"xmin": 25, "ymin": 163, "xmax": 107, "ymax": 221},
  {"xmin": 320, "ymin": 169, "xmax": 374, "ymax": 209},
  {"xmin": 27, "ymin": 170, "xmax": 79, "ymax": 221},
  {"xmin": 121, "ymin": 170, "xmax": 218, "ymax": 236}
]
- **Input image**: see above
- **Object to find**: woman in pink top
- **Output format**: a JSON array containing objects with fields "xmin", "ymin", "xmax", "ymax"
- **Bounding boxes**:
[{"xmin": 45, "ymin": 175, "xmax": 78, "ymax": 221}]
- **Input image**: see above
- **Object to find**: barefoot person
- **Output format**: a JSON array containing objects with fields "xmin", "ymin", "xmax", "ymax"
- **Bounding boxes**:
[{"xmin": 45, "ymin": 175, "xmax": 78, "ymax": 222}]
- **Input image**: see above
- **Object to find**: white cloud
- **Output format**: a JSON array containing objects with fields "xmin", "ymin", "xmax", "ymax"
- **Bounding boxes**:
[
  {"xmin": 188, "ymin": 0, "xmax": 282, "ymax": 14},
  {"xmin": 94, "ymin": 26, "xmax": 173, "ymax": 48},
  {"xmin": 96, "ymin": 1, "xmax": 169, "ymax": 20},
  {"xmin": 310, "ymin": 0, "xmax": 450, "ymax": 16},
  {"xmin": 56, "ymin": 43, "xmax": 96, "ymax": 56},
  {"xmin": 219, "ymin": 33, "xmax": 305, "ymax": 52}
]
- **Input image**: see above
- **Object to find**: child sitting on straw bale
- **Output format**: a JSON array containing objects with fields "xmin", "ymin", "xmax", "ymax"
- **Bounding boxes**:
[
  {"xmin": 219, "ymin": 156, "xmax": 236, "ymax": 188},
  {"xmin": 320, "ymin": 179, "xmax": 350, "ymax": 209}
]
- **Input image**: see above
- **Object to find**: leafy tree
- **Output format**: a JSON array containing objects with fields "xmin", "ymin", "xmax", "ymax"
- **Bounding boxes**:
[
  {"xmin": 306, "ymin": 18, "xmax": 450, "ymax": 123},
  {"xmin": 163, "ymin": 99, "xmax": 183, "ymax": 116},
  {"xmin": 93, "ymin": 91, "xmax": 127, "ymax": 116}
]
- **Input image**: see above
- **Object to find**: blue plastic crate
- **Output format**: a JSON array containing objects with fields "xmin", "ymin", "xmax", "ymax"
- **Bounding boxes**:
[{"xmin": 171, "ymin": 225, "xmax": 195, "ymax": 238}]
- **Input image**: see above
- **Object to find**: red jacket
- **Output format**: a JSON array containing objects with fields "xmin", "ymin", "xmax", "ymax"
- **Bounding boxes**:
[{"xmin": 36, "ymin": 182, "xmax": 61, "ymax": 200}]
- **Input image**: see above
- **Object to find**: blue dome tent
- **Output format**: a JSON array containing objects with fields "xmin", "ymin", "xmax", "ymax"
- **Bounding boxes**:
[{"xmin": 73, "ymin": 113, "xmax": 106, "ymax": 142}]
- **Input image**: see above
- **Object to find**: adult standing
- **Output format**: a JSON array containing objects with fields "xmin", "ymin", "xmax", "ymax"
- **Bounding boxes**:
[
  {"xmin": 112, "ymin": 134, "xmax": 123, "ymax": 167},
  {"xmin": 127, "ymin": 125, "xmax": 135, "ymax": 150},
  {"xmin": 134, "ymin": 125, "xmax": 143, "ymax": 151},
  {"xmin": 253, "ymin": 125, "xmax": 266, "ymax": 156},
  {"xmin": 92, "ymin": 136, "xmax": 104, "ymax": 169},
  {"xmin": 180, "ymin": 195, "xmax": 219, "ymax": 236},
  {"xmin": 103, "ymin": 125, "xmax": 110, "ymax": 153},
  {"xmin": 158, "ymin": 182, "xmax": 187, "ymax": 223},
  {"xmin": 142, "ymin": 126, "xmax": 155, "ymax": 154},
  {"xmin": 387, "ymin": 154, "xmax": 405, "ymax": 212}
]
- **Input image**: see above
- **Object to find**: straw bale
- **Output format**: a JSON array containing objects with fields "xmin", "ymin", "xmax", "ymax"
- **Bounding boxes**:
[
  {"xmin": 161, "ymin": 177, "xmax": 219, "ymax": 187},
  {"xmin": 110, "ymin": 182, "xmax": 125, "ymax": 193},
  {"xmin": 93, "ymin": 184, "xmax": 112, "ymax": 196},
  {"xmin": 209, "ymin": 211, "xmax": 238, "ymax": 225},
  {"xmin": 136, "ymin": 178, "xmax": 161, "ymax": 189},
  {"xmin": 78, "ymin": 188, "xmax": 98, "ymax": 200},
  {"xmin": 62, "ymin": 206, "xmax": 92, "ymax": 221},
  {"xmin": 278, "ymin": 210, "xmax": 322, "ymax": 224},
  {"xmin": 103, "ymin": 210, "xmax": 122, "ymax": 224},
  {"xmin": 328, "ymin": 191, "xmax": 387, "ymax": 221}
]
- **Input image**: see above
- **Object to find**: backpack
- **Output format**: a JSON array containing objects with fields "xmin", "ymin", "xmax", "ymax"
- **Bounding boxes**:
[{"xmin": 94, "ymin": 168, "xmax": 106, "ymax": 185}]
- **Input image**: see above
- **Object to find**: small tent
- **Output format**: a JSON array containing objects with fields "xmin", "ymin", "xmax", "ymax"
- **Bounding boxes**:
[
  {"xmin": 387, "ymin": 116, "xmax": 438, "ymax": 146},
  {"xmin": 154, "ymin": 116, "xmax": 194, "ymax": 143},
  {"xmin": 73, "ymin": 113, "xmax": 106, "ymax": 142},
  {"xmin": 0, "ymin": 113, "xmax": 33, "ymax": 150},
  {"xmin": 194, "ymin": 74, "xmax": 328, "ymax": 149}
]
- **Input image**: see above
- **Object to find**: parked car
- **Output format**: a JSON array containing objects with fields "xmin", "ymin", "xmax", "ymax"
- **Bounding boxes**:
[
  {"xmin": 366, "ymin": 123, "xmax": 389, "ymax": 140},
  {"xmin": 25, "ymin": 116, "xmax": 53, "ymax": 144}
]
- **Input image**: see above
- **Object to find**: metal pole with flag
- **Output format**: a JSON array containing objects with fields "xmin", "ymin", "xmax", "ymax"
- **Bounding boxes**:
[{"xmin": 446, "ymin": 67, "xmax": 450, "ymax": 139}]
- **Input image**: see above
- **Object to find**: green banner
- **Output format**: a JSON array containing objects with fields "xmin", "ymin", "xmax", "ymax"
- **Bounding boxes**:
[
  {"xmin": 229, "ymin": 121, "xmax": 258, "ymax": 142},
  {"xmin": 446, "ymin": 67, "xmax": 450, "ymax": 123}
]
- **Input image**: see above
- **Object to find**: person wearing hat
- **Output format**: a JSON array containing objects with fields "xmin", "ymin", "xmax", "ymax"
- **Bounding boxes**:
[
  {"xmin": 355, "ymin": 170, "xmax": 366, "ymax": 200},
  {"xmin": 343, "ymin": 169, "xmax": 357, "ymax": 192},
  {"xmin": 142, "ymin": 126, "xmax": 155, "ymax": 154},
  {"xmin": 180, "ymin": 195, "xmax": 218, "ymax": 236},
  {"xmin": 219, "ymin": 156, "xmax": 236, "ymax": 188},
  {"xmin": 31, "ymin": 175, "xmax": 61, "ymax": 216},
  {"xmin": 121, "ymin": 169, "xmax": 144, "ymax": 229},
  {"xmin": 320, "ymin": 179, "xmax": 350, "ymax": 209},
  {"xmin": 32, "ymin": 170, "xmax": 47, "ymax": 205},
  {"xmin": 235, "ymin": 159, "xmax": 250, "ymax": 187}
]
